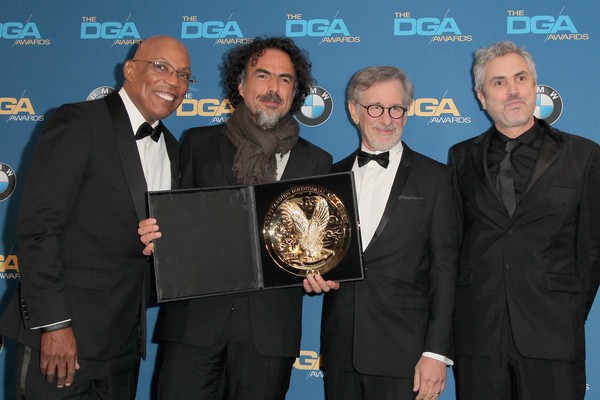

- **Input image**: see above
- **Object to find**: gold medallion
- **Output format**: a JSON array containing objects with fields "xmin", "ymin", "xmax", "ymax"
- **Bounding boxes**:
[{"xmin": 263, "ymin": 185, "xmax": 351, "ymax": 276}]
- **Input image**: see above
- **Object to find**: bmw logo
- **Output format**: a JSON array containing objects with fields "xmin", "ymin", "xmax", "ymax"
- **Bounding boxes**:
[
  {"xmin": 86, "ymin": 86, "xmax": 115, "ymax": 101},
  {"xmin": 0, "ymin": 163, "xmax": 16, "ymax": 202},
  {"xmin": 534, "ymin": 85, "xmax": 562, "ymax": 125},
  {"xmin": 295, "ymin": 86, "xmax": 334, "ymax": 127}
]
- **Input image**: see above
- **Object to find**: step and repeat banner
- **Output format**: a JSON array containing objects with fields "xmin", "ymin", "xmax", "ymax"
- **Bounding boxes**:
[{"xmin": 1, "ymin": 1, "xmax": 599, "ymax": 398}]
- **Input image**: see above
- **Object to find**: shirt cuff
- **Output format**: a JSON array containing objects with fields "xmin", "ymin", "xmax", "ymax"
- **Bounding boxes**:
[
  {"xmin": 32, "ymin": 319, "xmax": 72, "ymax": 333},
  {"xmin": 422, "ymin": 352, "xmax": 454, "ymax": 366}
]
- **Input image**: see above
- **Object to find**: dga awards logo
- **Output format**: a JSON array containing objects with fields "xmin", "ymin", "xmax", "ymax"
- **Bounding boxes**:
[
  {"xmin": 86, "ymin": 86, "xmax": 115, "ymax": 101},
  {"xmin": 0, "ymin": 252, "xmax": 19, "ymax": 279},
  {"xmin": 80, "ymin": 16, "xmax": 141, "ymax": 45},
  {"xmin": 181, "ymin": 14, "xmax": 250, "ymax": 45},
  {"xmin": 534, "ymin": 85, "xmax": 562, "ymax": 125},
  {"xmin": 0, "ymin": 15, "xmax": 50, "ymax": 45},
  {"xmin": 294, "ymin": 350, "xmax": 323, "ymax": 378},
  {"xmin": 177, "ymin": 96, "xmax": 235, "ymax": 124},
  {"xmin": 407, "ymin": 93, "xmax": 471, "ymax": 124},
  {"xmin": 0, "ymin": 163, "xmax": 16, "ymax": 202},
  {"xmin": 295, "ymin": 86, "xmax": 333, "ymax": 127},
  {"xmin": 393, "ymin": 10, "xmax": 472, "ymax": 42},
  {"xmin": 285, "ymin": 12, "xmax": 360, "ymax": 43},
  {"xmin": 506, "ymin": 9, "xmax": 588, "ymax": 40},
  {"xmin": 1, "ymin": 93, "xmax": 44, "ymax": 122}
]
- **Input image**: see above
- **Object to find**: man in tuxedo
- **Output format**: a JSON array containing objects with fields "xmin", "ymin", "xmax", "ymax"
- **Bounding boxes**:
[
  {"xmin": 0, "ymin": 35, "xmax": 190, "ymax": 399},
  {"xmin": 139, "ymin": 37, "xmax": 332, "ymax": 399},
  {"xmin": 450, "ymin": 41, "xmax": 600, "ymax": 400},
  {"xmin": 304, "ymin": 66, "xmax": 458, "ymax": 400}
]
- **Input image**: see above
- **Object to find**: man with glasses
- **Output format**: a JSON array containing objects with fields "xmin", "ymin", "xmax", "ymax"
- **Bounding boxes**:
[
  {"xmin": 0, "ymin": 35, "xmax": 191, "ymax": 399},
  {"xmin": 304, "ymin": 66, "xmax": 458, "ymax": 400}
]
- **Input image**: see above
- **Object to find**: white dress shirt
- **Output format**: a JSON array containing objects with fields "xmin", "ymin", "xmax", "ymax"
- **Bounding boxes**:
[
  {"xmin": 352, "ymin": 141, "xmax": 404, "ymax": 250},
  {"xmin": 120, "ymin": 88, "xmax": 171, "ymax": 191}
]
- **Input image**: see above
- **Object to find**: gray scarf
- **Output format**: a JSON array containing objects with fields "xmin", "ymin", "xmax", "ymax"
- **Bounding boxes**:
[{"xmin": 225, "ymin": 102, "xmax": 299, "ymax": 185}]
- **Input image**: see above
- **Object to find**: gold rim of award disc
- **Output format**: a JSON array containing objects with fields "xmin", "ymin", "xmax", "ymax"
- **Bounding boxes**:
[{"xmin": 263, "ymin": 185, "xmax": 351, "ymax": 277}]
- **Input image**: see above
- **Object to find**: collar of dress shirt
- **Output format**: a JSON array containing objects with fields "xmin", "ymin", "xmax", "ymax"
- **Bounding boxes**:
[
  {"xmin": 360, "ymin": 140, "xmax": 404, "ymax": 163},
  {"xmin": 119, "ymin": 87, "xmax": 159, "ymax": 136}
]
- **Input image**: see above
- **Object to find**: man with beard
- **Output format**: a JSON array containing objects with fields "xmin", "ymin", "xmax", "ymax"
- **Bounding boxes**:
[
  {"xmin": 450, "ymin": 41, "xmax": 600, "ymax": 399},
  {"xmin": 0, "ymin": 35, "xmax": 189, "ymax": 399},
  {"xmin": 139, "ymin": 37, "xmax": 332, "ymax": 400}
]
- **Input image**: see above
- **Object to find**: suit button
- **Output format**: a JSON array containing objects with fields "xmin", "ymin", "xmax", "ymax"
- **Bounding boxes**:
[
  {"xmin": 508, "ymin": 229, "xmax": 513, "ymax": 235},
  {"xmin": 505, "ymin": 263, "xmax": 510, "ymax": 270}
]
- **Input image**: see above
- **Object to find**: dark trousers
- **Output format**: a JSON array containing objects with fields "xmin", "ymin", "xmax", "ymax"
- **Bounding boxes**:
[
  {"xmin": 454, "ymin": 316, "xmax": 586, "ymax": 400},
  {"xmin": 324, "ymin": 370, "xmax": 416, "ymax": 400},
  {"xmin": 16, "ymin": 324, "xmax": 141, "ymax": 400},
  {"xmin": 157, "ymin": 294, "xmax": 295, "ymax": 400}
]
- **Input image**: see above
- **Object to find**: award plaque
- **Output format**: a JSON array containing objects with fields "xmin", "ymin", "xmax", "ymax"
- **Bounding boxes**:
[
  {"xmin": 263, "ymin": 185, "xmax": 351, "ymax": 277},
  {"xmin": 147, "ymin": 172, "xmax": 363, "ymax": 302}
]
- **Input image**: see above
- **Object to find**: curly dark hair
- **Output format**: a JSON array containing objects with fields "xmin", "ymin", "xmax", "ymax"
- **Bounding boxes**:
[{"xmin": 223, "ymin": 37, "xmax": 314, "ymax": 114}]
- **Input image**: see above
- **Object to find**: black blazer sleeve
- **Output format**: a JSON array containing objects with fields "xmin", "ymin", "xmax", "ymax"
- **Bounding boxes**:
[{"xmin": 17, "ymin": 103, "xmax": 94, "ymax": 328}]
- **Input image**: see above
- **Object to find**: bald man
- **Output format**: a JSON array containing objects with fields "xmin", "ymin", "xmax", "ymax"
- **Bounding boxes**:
[{"xmin": 0, "ymin": 35, "xmax": 192, "ymax": 399}]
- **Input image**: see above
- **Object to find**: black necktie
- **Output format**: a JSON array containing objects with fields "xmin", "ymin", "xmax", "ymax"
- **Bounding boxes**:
[
  {"xmin": 496, "ymin": 140, "xmax": 519, "ymax": 216},
  {"xmin": 135, "ymin": 122, "xmax": 162, "ymax": 142},
  {"xmin": 357, "ymin": 150, "xmax": 390, "ymax": 168}
]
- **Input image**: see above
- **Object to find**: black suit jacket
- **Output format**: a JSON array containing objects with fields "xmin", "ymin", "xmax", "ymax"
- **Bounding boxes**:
[
  {"xmin": 158, "ymin": 124, "xmax": 332, "ymax": 357},
  {"xmin": 321, "ymin": 144, "xmax": 458, "ymax": 378},
  {"xmin": 0, "ymin": 92, "xmax": 179, "ymax": 360},
  {"xmin": 450, "ymin": 119, "xmax": 600, "ymax": 362}
]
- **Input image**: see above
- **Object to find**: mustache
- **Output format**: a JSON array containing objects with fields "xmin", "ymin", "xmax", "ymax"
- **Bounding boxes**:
[
  {"xmin": 505, "ymin": 94, "xmax": 525, "ymax": 103},
  {"xmin": 258, "ymin": 92, "xmax": 283, "ymax": 104}
]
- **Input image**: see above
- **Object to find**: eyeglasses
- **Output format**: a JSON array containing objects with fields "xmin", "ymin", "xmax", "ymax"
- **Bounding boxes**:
[
  {"xmin": 132, "ymin": 59, "xmax": 197, "ymax": 84},
  {"xmin": 359, "ymin": 104, "xmax": 408, "ymax": 119}
]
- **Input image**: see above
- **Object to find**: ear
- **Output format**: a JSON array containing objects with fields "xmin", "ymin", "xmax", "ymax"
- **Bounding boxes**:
[
  {"xmin": 476, "ymin": 90, "xmax": 487, "ymax": 110},
  {"xmin": 123, "ymin": 60, "xmax": 135, "ymax": 82},
  {"xmin": 348, "ymin": 102, "xmax": 359, "ymax": 125},
  {"xmin": 237, "ymin": 81, "xmax": 245, "ymax": 99}
]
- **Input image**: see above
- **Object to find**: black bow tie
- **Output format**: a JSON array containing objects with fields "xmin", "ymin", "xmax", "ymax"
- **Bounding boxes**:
[
  {"xmin": 357, "ymin": 150, "xmax": 390, "ymax": 168},
  {"xmin": 135, "ymin": 122, "xmax": 162, "ymax": 142}
]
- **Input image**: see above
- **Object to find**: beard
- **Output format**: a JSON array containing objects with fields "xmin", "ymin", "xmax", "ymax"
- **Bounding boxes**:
[
  {"xmin": 253, "ymin": 92, "xmax": 285, "ymax": 130},
  {"xmin": 255, "ymin": 109, "xmax": 282, "ymax": 130}
]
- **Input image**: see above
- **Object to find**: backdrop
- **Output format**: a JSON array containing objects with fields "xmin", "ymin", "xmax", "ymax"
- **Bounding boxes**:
[{"xmin": 1, "ymin": 1, "xmax": 599, "ymax": 398}]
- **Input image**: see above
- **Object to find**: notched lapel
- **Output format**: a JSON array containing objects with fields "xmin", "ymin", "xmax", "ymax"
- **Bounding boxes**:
[
  {"xmin": 471, "ymin": 131, "xmax": 511, "ymax": 215},
  {"xmin": 104, "ymin": 93, "xmax": 148, "ymax": 222},
  {"xmin": 162, "ymin": 127, "xmax": 180, "ymax": 190},
  {"xmin": 471, "ymin": 131, "xmax": 500, "ymax": 201},
  {"xmin": 524, "ymin": 133, "xmax": 563, "ymax": 195}
]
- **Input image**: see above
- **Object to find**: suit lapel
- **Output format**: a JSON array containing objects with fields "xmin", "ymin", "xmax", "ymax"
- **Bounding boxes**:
[
  {"xmin": 524, "ymin": 128, "xmax": 564, "ymax": 195},
  {"xmin": 333, "ymin": 148, "xmax": 411, "ymax": 252},
  {"xmin": 104, "ymin": 92, "xmax": 148, "ymax": 222},
  {"xmin": 470, "ymin": 130, "xmax": 511, "ymax": 214},
  {"xmin": 471, "ymin": 130, "xmax": 502, "ymax": 202},
  {"xmin": 281, "ymin": 140, "xmax": 318, "ymax": 180},
  {"xmin": 332, "ymin": 152, "xmax": 356, "ymax": 174},
  {"xmin": 162, "ymin": 126, "xmax": 180, "ymax": 189},
  {"xmin": 365, "ymin": 145, "xmax": 413, "ymax": 251}
]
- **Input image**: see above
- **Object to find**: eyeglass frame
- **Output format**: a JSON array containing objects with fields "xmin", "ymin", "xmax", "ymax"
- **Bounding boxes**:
[
  {"xmin": 131, "ymin": 59, "xmax": 197, "ymax": 84},
  {"xmin": 359, "ymin": 103, "xmax": 408, "ymax": 119}
]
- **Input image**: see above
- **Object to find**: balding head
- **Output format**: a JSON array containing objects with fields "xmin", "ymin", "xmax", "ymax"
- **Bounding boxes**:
[{"xmin": 123, "ymin": 35, "xmax": 192, "ymax": 123}]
